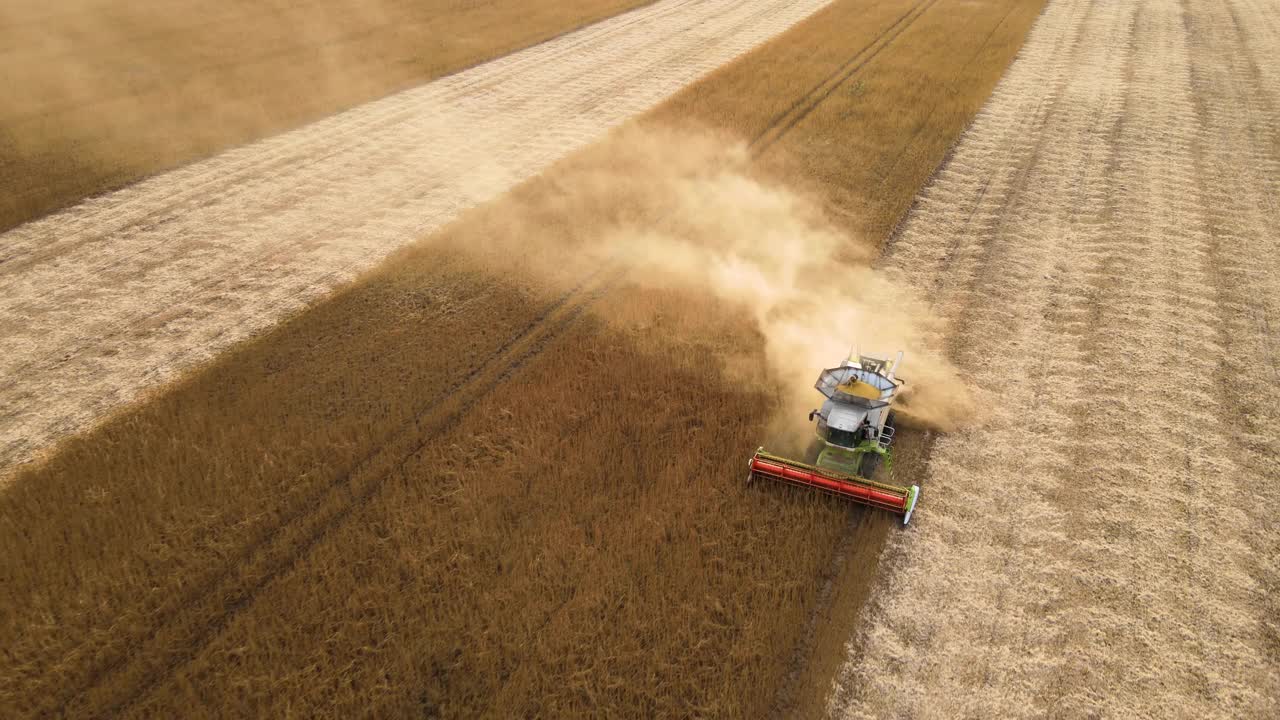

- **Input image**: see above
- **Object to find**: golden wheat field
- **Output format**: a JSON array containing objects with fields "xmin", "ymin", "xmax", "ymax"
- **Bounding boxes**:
[{"xmin": 8, "ymin": 0, "xmax": 1275, "ymax": 717}]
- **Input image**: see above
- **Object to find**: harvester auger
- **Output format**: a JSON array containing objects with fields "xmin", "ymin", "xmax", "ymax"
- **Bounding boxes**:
[{"xmin": 747, "ymin": 352, "xmax": 920, "ymax": 524}]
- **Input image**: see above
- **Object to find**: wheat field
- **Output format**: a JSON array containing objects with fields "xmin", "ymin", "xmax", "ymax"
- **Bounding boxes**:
[{"xmin": 0, "ymin": 0, "xmax": 1052, "ymax": 716}]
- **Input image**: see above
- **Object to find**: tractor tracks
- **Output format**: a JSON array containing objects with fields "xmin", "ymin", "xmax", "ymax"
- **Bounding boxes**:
[
  {"xmin": 748, "ymin": 0, "xmax": 940, "ymax": 158},
  {"xmin": 44, "ymin": 268, "xmax": 623, "ymax": 719}
]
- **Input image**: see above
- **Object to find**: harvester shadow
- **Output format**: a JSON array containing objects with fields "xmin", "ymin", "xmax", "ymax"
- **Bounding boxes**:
[{"xmin": 55, "ymin": 267, "xmax": 620, "ymax": 718}]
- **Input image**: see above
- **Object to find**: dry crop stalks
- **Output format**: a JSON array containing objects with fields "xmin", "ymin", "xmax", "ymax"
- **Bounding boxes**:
[
  {"xmin": 120, "ymin": 283, "xmax": 853, "ymax": 717},
  {"xmin": 0, "ymin": 0, "xmax": 1046, "ymax": 716},
  {"xmin": 28, "ymin": 268, "xmax": 620, "ymax": 719},
  {"xmin": 829, "ymin": 0, "xmax": 1280, "ymax": 716},
  {"xmin": 0, "ymin": 258, "xmax": 566, "ymax": 717}
]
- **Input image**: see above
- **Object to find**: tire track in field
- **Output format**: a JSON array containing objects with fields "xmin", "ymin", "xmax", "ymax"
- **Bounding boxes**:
[
  {"xmin": 24, "ymin": 270, "xmax": 597, "ymax": 716},
  {"xmin": 898, "ymin": 0, "xmax": 1097, "ymax": 313},
  {"xmin": 57, "ymin": 268, "xmax": 623, "ymax": 720},
  {"xmin": 0, "ymin": 0, "xmax": 836, "ymax": 480},
  {"xmin": 1185, "ymin": 0, "xmax": 1280, "ymax": 686},
  {"xmin": 868, "ymin": 0, "xmax": 1025, "ymax": 212},
  {"xmin": 828, "ymin": 0, "xmax": 1280, "ymax": 717},
  {"xmin": 747, "ymin": 0, "xmax": 939, "ymax": 157},
  {"xmin": 768, "ymin": 505, "xmax": 871, "ymax": 720}
]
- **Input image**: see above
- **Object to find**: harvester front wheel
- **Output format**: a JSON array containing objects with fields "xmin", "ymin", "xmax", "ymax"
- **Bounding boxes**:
[{"xmin": 860, "ymin": 413, "xmax": 896, "ymax": 478}]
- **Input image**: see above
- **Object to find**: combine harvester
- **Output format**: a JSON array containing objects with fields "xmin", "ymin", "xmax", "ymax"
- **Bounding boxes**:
[{"xmin": 748, "ymin": 351, "xmax": 920, "ymax": 524}]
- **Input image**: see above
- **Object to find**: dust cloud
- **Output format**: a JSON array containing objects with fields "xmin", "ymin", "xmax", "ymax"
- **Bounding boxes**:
[{"xmin": 468, "ymin": 127, "xmax": 976, "ymax": 431}]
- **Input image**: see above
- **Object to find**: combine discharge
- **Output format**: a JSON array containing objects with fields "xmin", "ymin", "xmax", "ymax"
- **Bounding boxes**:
[{"xmin": 748, "ymin": 352, "xmax": 920, "ymax": 524}]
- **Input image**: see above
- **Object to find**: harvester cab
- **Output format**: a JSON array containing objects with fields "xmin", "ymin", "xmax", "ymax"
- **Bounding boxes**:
[{"xmin": 748, "ymin": 351, "xmax": 921, "ymax": 524}]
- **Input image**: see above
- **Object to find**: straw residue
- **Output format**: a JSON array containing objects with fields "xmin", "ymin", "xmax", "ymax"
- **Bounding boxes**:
[{"xmin": 828, "ymin": 0, "xmax": 1280, "ymax": 716}]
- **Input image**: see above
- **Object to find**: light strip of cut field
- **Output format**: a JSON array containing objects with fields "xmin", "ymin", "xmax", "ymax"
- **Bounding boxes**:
[
  {"xmin": 0, "ymin": 0, "xmax": 836, "ymax": 478},
  {"xmin": 828, "ymin": 0, "xmax": 1280, "ymax": 717}
]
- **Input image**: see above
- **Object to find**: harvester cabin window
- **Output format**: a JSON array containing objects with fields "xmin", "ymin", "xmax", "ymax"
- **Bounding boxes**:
[{"xmin": 827, "ymin": 427, "xmax": 859, "ymax": 448}]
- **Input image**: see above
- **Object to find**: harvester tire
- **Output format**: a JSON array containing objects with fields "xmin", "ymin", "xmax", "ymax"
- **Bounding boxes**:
[{"xmin": 860, "ymin": 412, "xmax": 896, "ymax": 478}]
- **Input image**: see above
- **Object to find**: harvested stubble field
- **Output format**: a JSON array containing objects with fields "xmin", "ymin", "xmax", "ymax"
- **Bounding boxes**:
[
  {"xmin": 832, "ymin": 0, "xmax": 1280, "ymax": 717},
  {"xmin": 0, "ymin": 0, "xmax": 1050, "ymax": 717}
]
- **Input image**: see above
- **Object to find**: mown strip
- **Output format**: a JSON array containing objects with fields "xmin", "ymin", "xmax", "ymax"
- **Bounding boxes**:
[{"xmin": 0, "ymin": 0, "xmax": 1046, "ymax": 716}]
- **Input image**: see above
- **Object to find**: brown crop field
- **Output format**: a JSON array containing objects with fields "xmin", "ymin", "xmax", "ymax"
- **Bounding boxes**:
[
  {"xmin": 0, "ymin": 0, "xmax": 655, "ymax": 232},
  {"xmin": 0, "ymin": 0, "xmax": 1051, "ymax": 716}
]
